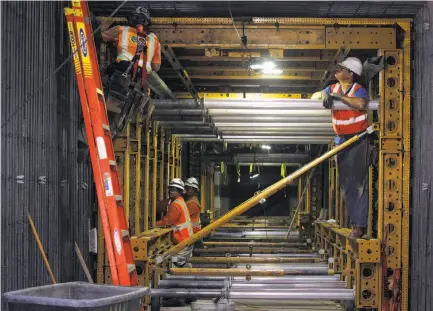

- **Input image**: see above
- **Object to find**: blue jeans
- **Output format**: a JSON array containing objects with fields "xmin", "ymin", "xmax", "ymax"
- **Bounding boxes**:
[{"xmin": 335, "ymin": 135, "xmax": 371, "ymax": 227}]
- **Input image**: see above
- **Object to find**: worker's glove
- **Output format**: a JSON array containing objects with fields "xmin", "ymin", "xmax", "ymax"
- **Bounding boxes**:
[
  {"xmin": 145, "ymin": 61, "xmax": 152, "ymax": 74},
  {"xmin": 322, "ymin": 91, "xmax": 334, "ymax": 109}
]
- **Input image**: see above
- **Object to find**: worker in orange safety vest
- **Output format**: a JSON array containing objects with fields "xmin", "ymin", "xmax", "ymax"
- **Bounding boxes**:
[
  {"xmin": 102, "ymin": 7, "xmax": 161, "ymax": 83},
  {"xmin": 155, "ymin": 178, "xmax": 194, "ymax": 267},
  {"xmin": 312, "ymin": 57, "xmax": 375, "ymax": 239},
  {"xmin": 184, "ymin": 177, "xmax": 202, "ymax": 234}
]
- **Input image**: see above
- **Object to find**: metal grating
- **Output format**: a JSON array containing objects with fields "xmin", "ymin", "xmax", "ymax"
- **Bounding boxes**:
[
  {"xmin": 1, "ymin": 1, "xmax": 94, "ymax": 294},
  {"xmin": 89, "ymin": 1, "xmax": 425, "ymax": 18},
  {"xmin": 411, "ymin": 3, "xmax": 433, "ymax": 311}
]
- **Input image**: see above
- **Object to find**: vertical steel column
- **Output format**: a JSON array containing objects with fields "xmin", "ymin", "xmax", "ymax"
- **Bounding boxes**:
[
  {"xmin": 134, "ymin": 118, "xmax": 142, "ymax": 234},
  {"xmin": 209, "ymin": 167, "xmax": 214, "ymax": 214},
  {"xmin": 200, "ymin": 166, "xmax": 207, "ymax": 213},
  {"xmin": 159, "ymin": 129, "xmax": 165, "ymax": 201},
  {"xmin": 335, "ymin": 164, "xmax": 340, "ymax": 225},
  {"xmin": 152, "ymin": 122, "xmax": 158, "ymax": 227},
  {"xmin": 399, "ymin": 22, "xmax": 412, "ymax": 311},
  {"xmin": 367, "ymin": 166, "xmax": 373, "ymax": 238},
  {"xmin": 170, "ymin": 137, "xmax": 175, "ymax": 179},
  {"xmin": 144, "ymin": 123, "xmax": 150, "ymax": 231},
  {"xmin": 124, "ymin": 124, "xmax": 131, "ymax": 223}
]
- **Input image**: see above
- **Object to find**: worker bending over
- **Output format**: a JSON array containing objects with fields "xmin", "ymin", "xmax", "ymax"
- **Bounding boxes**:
[
  {"xmin": 312, "ymin": 57, "xmax": 374, "ymax": 238},
  {"xmin": 102, "ymin": 7, "xmax": 161, "ymax": 84},
  {"xmin": 155, "ymin": 178, "xmax": 194, "ymax": 267},
  {"xmin": 184, "ymin": 177, "xmax": 202, "ymax": 234}
]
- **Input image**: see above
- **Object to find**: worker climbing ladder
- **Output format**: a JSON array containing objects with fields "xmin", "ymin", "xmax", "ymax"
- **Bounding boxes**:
[{"xmin": 64, "ymin": 0, "xmax": 138, "ymax": 286}]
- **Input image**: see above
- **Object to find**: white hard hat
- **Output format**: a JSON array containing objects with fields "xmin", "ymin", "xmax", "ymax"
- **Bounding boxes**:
[
  {"xmin": 185, "ymin": 177, "xmax": 199, "ymax": 190},
  {"xmin": 338, "ymin": 57, "xmax": 363, "ymax": 76},
  {"xmin": 168, "ymin": 178, "xmax": 185, "ymax": 191}
]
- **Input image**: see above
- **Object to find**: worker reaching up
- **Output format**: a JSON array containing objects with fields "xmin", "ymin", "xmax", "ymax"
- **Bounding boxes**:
[
  {"xmin": 102, "ymin": 7, "xmax": 161, "ymax": 83},
  {"xmin": 184, "ymin": 177, "xmax": 202, "ymax": 234},
  {"xmin": 155, "ymin": 178, "xmax": 194, "ymax": 267},
  {"xmin": 312, "ymin": 57, "xmax": 374, "ymax": 239}
]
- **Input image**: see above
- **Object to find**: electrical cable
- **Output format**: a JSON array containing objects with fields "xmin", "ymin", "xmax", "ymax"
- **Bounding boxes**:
[{"xmin": 1, "ymin": 0, "xmax": 128, "ymax": 128}]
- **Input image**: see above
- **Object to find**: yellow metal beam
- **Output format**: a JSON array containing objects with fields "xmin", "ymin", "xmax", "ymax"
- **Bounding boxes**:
[
  {"xmin": 189, "ymin": 257, "xmax": 320, "ymax": 264},
  {"xmin": 169, "ymin": 268, "xmax": 285, "ymax": 277},
  {"xmin": 144, "ymin": 124, "xmax": 150, "ymax": 231},
  {"xmin": 162, "ymin": 73, "xmax": 322, "ymax": 80},
  {"xmin": 159, "ymin": 129, "xmax": 165, "ymax": 201},
  {"xmin": 152, "ymin": 122, "xmax": 158, "ymax": 227},
  {"xmin": 152, "ymin": 25, "xmax": 326, "ymax": 49},
  {"xmin": 124, "ymin": 124, "xmax": 131, "ymax": 223},
  {"xmin": 169, "ymin": 66, "xmax": 327, "ymax": 73},
  {"xmin": 134, "ymin": 119, "xmax": 142, "ymax": 234}
]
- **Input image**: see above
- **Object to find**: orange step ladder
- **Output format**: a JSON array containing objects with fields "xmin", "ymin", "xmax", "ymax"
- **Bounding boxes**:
[{"xmin": 64, "ymin": 0, "xmax": 138, "ymax": 287}]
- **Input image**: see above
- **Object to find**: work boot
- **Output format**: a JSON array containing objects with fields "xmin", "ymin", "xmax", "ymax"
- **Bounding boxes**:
[{"xmin": 349, "ymin": 227, "xmax": 365, "ymax": 239}]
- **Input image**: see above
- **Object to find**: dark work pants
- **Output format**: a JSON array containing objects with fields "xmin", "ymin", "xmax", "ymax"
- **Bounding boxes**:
[{"xmin": 336, "ymin": 135, "xmax": 372, "ymax": 228}]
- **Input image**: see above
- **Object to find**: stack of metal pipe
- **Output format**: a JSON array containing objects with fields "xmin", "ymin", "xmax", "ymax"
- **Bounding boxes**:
[
  {"xmin": 151, "ymin": 97, "xmax": 379, "ymax": 144},
  {"xmin": 151, "ymin": 275, "xmax": 354, "ymax": 301}
]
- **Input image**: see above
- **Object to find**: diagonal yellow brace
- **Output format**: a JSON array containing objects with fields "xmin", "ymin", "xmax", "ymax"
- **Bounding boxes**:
[{"xmin": 158, "ymin": 126, "xmax": 377, "ymax": 263}]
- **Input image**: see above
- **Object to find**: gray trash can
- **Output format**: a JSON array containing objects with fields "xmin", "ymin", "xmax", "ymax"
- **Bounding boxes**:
[{"xmin": 2, "ymin": 282, "xmax": 149, "ymax": 311}]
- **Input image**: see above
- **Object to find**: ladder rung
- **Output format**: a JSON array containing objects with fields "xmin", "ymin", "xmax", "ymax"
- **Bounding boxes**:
[
  {"xmin": 127, "ymin": 264, "xmax": 136, "ymax": 273},
  {"xmin": 115, "ymin": 195, "xmax": 122, "ymax": 201},
  {"xmin": 121, "ymin": 230, "xmax": 129, "ymax": 238},
  {"xmin": 102, "ymin": 124, "xmax": 110, "ymax": 131},
  {"xmin": 109, "ymin": 160, "xmax": 116, "ymax": 166}
]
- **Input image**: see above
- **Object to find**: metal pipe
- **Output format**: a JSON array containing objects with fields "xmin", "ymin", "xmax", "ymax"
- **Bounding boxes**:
[
  {"xmin": 152, "ymin": 99, "xmax": 201, "ymax": 109},
  {"xmin": 150, "ymin": 289, "xmax": 355, "ymax": 300},
  {"xmin": 165, "ymin": 275, "xmax": 340, "ymax": 283},
  {"xmin": 168, "ymin": 268, "xmax": 285, "ymax": 277},
  {"xmin": 159, "ymin": 129, "xmax": 369, "ymax": 260},
  {"xmin": 180, "ymin": 137, "xmax": 332, "ymax": 144},
  {"xmin": 203, "ymin": 98, "xmax": 379, "ymax": 110},
  {"xmin": 150, "ymin": 288, "xmax": 222, "ymax": 298},
  {"xmin": 152, "ymin": 108, "xmax": 203, "ymax": 115},
  {"xmin": 231, "ymin": 275, "xmax": 340, "ymax": 283},
  {"xmin": 165, "ymin": 275, "xmax": 227, "ymax": 281},
  {"xmin": 203, "ymin": 241, "xmax": 304, "ymax": 247},
  {"xmin": 208, "ymin": 108, "xmax": 331, "ymax": 116},
  {"xmin": 214, "ymin": 123, "xmax": 332, "ymax": 128},
  {"xmin": 158, "ymin": 280, "xmax": 346, "ymax": 289},
  {"xmin": 211, "ymin": 116, "xmax": 331, "ymax": 123},
  {"xmin": 193, "ymin": 247, "xmax": 312, "ymax": 254},
  {"xmin": 227, "ymin": 290, "xmax": 354, "ymax": 300},
  {"xmin": 159, "ymin": 280, "xmax": 225, "ymax": 289},
  {"xmin": 146, "ymin": 72, "xmax": 176, "ymax": 99},
  {"xmin": 230, "ymin": 283, "xmax": 347, "ymax": 289},
  {"xmin": 217, "ymin": 126, "xmax": 334, "ymax": 132},
  {"xmin": 189, "ymin": 257, "xmax": 320, "ymax": 264}
]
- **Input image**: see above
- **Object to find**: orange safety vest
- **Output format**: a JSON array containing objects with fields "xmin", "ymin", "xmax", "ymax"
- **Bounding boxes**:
[
  {"xmin": 186, "ymin": 196, "xmax": 202, "ymax": 234},
  {"xmin": 116, "ymin": 26, "xmax": 157, "ymax": 68},
  {"xmin": 169, "ymin": 197, "xmax": 193, "ymax": 244},
  {"xmin": 331, "ymin": 83, "xmax": 369, "ymax": 135}
]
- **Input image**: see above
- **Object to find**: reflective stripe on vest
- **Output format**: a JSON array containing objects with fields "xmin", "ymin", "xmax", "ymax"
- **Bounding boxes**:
[
  {"xmin": 331, "ymin": 83, "xmax": 368, "ymax": 135},
  {"xmin": 171, "ymin": 198, "xmax": 193, "ymax": 236},
  {"xmin": 333, "ymin": 114, "xmax": 367, "ymax": 125},
  {"xmin": 186, "ymin": 196, "xmax": 201, "ymax": 228},
  {"xmin": 116, "ymin": 26, "xmax": 145, "ymax": 67}
]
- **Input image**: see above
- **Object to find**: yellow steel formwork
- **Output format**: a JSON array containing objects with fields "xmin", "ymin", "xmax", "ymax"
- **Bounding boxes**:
[{"xmin": 95, "ymin": 17, "xmax": 411, "ymax": 311}]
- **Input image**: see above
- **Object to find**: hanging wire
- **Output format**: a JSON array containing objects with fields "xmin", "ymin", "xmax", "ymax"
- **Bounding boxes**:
[
  {"xmin": 228, "ymin": 2, "xmax": 242, "ymax": 40},
  {"xmin": 1, "ymin": 0, "xmax": 128, "ymax": 128}
]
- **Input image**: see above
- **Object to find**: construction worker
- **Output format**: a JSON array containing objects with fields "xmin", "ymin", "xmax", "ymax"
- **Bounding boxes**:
[
  {"xmin": 155, "ymin": 178, "xmax": 194, "ymax": 267},
  {"xmin": 312, "ymin": 57, "xmax": 373, "ymax": 238},
  {"xmin": 102, "ymin": 7, "xmax": 161, "ymax": 84},
  {"xmin": 184, "ymin": 177, "xmax": 202, "ymax": 234}
]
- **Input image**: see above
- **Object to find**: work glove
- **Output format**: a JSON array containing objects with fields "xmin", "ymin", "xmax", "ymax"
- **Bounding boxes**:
[
  {"xmin": 322, "ymin": 91, "xmax": 333, "ymax": 109},
  {"xmin": 145, "ymin": 61, "xmax": 152, "ymax": 74}
]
